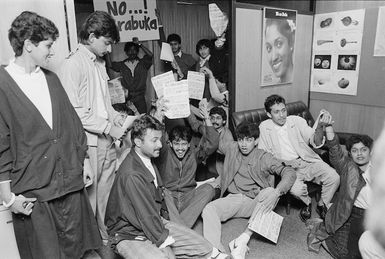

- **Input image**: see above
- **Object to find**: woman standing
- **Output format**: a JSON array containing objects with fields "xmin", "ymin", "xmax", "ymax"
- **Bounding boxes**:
[{"xmin": 0, "ymin": 11, "xmax": 101, "ymax": 258}]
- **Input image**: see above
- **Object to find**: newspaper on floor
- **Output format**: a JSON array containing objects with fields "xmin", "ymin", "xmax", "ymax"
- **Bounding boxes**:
[
  {"xmin": 248, "ymin": 204, "xmax": 284, "ymax": 244},
  {"xmin": 108, "ymin": 77, "xmax": 125, "ymax": 104}
]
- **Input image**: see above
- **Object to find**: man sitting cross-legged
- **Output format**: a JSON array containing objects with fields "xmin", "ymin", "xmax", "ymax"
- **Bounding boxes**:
[
  {"xmin": 202, "ymin": 122, "xmax": 296, "ymax": 259},
  {"xmin": 258, "ymin": 94, "xmax": 340, "ymax": 221},
  {"xmin": 105, "ymin": 114, "xmax": 228, "ymax": 259},
  {"xmin": 154, "ymin": 105, "xmax": 220, "ymax": 228}
]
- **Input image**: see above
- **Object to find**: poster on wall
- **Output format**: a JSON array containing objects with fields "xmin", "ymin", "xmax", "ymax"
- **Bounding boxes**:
[
  {"xmin": 261, "ymin": 7, "xmax": 297, "ymax": 87},
  {"xmin": 93, "ymin": 0, "xmax": 159, "ymax": 42},
  {"xmin": 310, "ymin": 9, "xmax": 365, "ymax": 95},
  {"xmin": 374, "ymin": 6, "xmax": 385, "ymax": 56}
]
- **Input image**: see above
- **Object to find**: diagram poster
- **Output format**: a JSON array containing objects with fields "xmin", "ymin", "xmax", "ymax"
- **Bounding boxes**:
[
  {"xmin": 310, "ymin": 9, "xmax": 365, "ymax": 95},
  {"xmin": 261, "ymin": 7, "xmax": 297, "ymax": 86}
]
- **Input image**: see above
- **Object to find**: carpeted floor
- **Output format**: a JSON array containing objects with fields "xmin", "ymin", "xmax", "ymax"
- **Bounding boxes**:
[{"xmin": 194, "ymin": 200, "xmax": 333, "ymax": 259}]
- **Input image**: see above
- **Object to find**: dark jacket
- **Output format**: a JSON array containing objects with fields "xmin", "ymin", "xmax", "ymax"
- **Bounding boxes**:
[
  {"xmin": 111, "ymin": 55, "xmax": 153, "ymax": 98},
  {"xmin": 0, "ymin": 67, "xmax": 87, "ymax": 201},
  {"xmin": 324, "ymin": 135, "xmax": 366, "ymax": 234},
  {"xmin": 155, "ymin": 124, "xmax": 219, "ymax": 194},
  {"xmin": 105, "ymin": 149, "xmax": 169, "ymax": 247},
  {"xmin": 218, "ymin": 141, "xmax": 297, "ymax": 197}
]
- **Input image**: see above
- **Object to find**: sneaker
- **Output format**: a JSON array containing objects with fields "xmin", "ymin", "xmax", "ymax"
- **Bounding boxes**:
[
  {"xmin": 299, "ymin": 204, "xmax": 312, "ymax": 222},
  {"xmin": 316, "ymin": 204, "xmax": 328, "ymax": 220},
  {"xmin": 229, "ymin": 240, "xmax": 249, "ymax": 259}
]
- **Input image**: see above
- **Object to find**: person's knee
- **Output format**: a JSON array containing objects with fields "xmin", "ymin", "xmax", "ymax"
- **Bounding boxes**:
[{"xmin": 202, "ymin": 202, "xmax": 216, "ymax": 220}]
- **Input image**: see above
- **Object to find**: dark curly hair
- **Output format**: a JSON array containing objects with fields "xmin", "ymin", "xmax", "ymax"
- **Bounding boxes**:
[
  {"xmin": 195, "ymin": 39, "xmax": 212, "ymax": 56},
  {"xmin": 131, "ymin": 115, "xmax": 164, "ymax": 145},
  {"xmin": 264, "ymin": 94, "xmax": 286, "ymax": 113},
  {"xmin": 236, "ymin": 122, "xmax": 260, "ymax": 140},
  {"xmin": 79, "ymin": 11, "xmax": 120, "ymax": 44},
  {"xmin": 346, "ymin": 134, "xmax": 374, "ymax": 153},
  {"xmin": 169, "ymin": 126, "xmax": 192, "ymax": 143},
  {"xmin": 209, "ymin": 106, "xmax": 227, "ymax": 121},
  {"xmin": 8, "ymin": 11, "xmax": 59, "ymax": 57}
]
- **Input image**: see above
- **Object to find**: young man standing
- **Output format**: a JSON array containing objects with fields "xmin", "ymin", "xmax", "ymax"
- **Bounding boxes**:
[
  {"xmin": 105, "ymin": 115, "xmax": 228, "ymax": 259},
  {"xmin": 59, "ymin": 11, "xmax": 125, "ymax": 244},
  {"xmin": 258, "ymin": 95, "xmax": 339, "ymax": 221},
  {"xmin": 106, "ymin": 38, "xmax": 153, "ymax": 113},
  {"xmin": 165, "ymin": 33, "xmax": 196, "ymax": 80},
  {"xmin": 202, "ymin": 122, "xmax": 296, "ymax": 259},
  {"xmin": 155, "ymin": 110, "xmax": 220, "ymax": 228}
]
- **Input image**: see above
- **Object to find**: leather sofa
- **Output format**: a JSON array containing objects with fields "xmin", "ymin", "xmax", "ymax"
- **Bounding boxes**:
[{"xmin": 230, "ymin": 101, "xmax": 360, "ymax": 214}]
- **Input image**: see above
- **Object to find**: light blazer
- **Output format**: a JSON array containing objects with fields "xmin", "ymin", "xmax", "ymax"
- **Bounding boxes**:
[
  {"xmin": 258, "ymin": 116, "xmax": 322, "ymax": 163},
  {"xmin": 59, "ymin": 44, "xmax": 120, "ymax": 146}
]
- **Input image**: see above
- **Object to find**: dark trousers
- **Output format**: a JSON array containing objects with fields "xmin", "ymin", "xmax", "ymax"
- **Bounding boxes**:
[
  {"xmin": 325, "ymin": 206, "xmax": 365, "ymax": 259},
  {"xmin": 164, "ymin": 184, "xmax": 216, "ymax": 228}
]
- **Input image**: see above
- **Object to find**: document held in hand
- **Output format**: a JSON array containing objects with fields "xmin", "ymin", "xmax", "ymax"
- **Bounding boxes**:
[
  {"xmin": 248, "ymin": 204, "xmax": 284, "ymax": 244},
  {"xmin": 160, "ymin": 42, "xmax": 174, "ymax": 62}
]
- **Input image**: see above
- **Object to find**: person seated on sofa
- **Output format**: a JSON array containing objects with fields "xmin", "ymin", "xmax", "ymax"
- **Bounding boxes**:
[
  {"xmin": 153, "ymin": 101, "xmax": 220, "ymax": 229},
  {"xmin": 307, "ymin": 113, "xmax": 373, "ymax": 258},
  {"xmin": 201, "ymin": 122, "xmax": 296, "ymax": 259},
  {"xmin": 258, "ymin": 94, "xmax": 340, "ymax": 222}
]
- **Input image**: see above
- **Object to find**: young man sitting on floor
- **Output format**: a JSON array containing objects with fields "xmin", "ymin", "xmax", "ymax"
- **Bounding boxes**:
[
  {"xmin": 154, "ymin": 105, "xmax": 220, "ymax": 228},
  {"xmin": 202, "ymin": 122, "xmax": 296, "ymax": 259},
  {"xmin": 105, "ymin": 114, "xmax": 228, "ymax": 259},
  {"xmin": 307, "ymin": 112, "xmax": 373, "ymax": 259}
]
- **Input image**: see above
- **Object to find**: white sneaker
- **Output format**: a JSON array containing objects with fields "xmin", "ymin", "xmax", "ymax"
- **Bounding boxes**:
[{"xmin": 229, "ymin": 240, "xmax": 249, "ymax": 259}]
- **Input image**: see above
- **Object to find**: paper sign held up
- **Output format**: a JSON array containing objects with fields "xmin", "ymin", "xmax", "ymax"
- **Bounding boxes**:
[
  {"xmin": 163, "ymin": 80, "xmax": 190, "ymax": 119},
  {"xmin": 151, "ymin": 71, "xmax": 175, "ymax": 98},
  {"xmin": 160, "ymin": 42, "xmax": 174, "ymax": 62},
  {"xmin": 187, "ymin": 71, "xmax": 205, "ymax": 100}
]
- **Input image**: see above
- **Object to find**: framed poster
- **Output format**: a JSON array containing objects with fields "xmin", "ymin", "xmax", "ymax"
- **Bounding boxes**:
[
  {"xmin": 310, "ymin": 9, "xmax": 365, "ymax": 95},
  {"xmin": 261, "ymin": 7, "xmax": 297, "ymax": 86}
]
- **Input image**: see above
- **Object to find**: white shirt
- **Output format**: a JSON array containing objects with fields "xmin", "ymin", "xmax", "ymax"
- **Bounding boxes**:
[
  {"xmin": 275, "ymin": 124, "xmax": 299, "ymax": 161},
  {"xmin": 175, "ymin": 50, "xmax": 182, "ymax": 58},
  {"xmin": 5, "ymin": 59, "xmax": 53, "ymax": 128},
  {"xmin": 354, "ymin": 164, "xmax": 372, "ymax": 209},
  {"xmin": 136, "ymin": 150, "xmax": 158, "ymax": 187}
]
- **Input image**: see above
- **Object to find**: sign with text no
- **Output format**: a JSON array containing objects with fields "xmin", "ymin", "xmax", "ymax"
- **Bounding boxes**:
[{"xmin": 93, "ymin": 0, "xmax": 159, "ymax": 42}]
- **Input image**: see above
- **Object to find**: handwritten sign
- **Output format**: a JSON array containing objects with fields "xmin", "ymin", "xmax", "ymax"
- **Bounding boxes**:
[
  {"xmin": 93, "ymin": 0, "xmax": 159, "ymax": 41},
  {"xmin": 163, "ymin": 80, "xmax": 190, "ymax": 119},
  {"xmin": 187, "ymin": 71, "xmax": 205, "ymax": 100}
]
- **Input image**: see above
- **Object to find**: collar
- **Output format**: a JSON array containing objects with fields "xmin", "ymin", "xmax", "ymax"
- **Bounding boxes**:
[
  {"xmin": 135, "ymin": 150, "xmax": 152, "ymax": 165},
  {"xmin": 175, "ymin": 50, "xmax": 182, "ymax": 58},
  {"xmin": 7, "ymin": 59, "xmax": 41, "ymax": 75},
  {"xmin": 78, "ymin": 44, "xmax": 97, "ymax": 62},
  {"xmin": 199, "ymin": 54, "xmax": 211, "ymax": 67}
]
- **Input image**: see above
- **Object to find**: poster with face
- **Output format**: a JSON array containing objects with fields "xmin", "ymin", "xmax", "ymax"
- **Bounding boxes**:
[{"xmin": 261, "ymin": 7, "xmax": 297, "ymax": 86}]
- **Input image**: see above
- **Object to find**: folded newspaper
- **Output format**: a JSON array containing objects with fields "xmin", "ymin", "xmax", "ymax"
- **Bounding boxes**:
[{"xmin": 248, "ymin": 204, "xmax": 283, "ymax": 243}]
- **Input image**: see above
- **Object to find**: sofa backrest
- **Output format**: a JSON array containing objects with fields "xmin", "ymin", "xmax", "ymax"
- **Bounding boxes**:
[{"xmin": 231, "ymin": 101, "xmax": 315, "ymax": 137}]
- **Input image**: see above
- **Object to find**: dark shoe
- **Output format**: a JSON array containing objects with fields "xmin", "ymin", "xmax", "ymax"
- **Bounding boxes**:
[
  {"xmin": 316, "ymin": 204, "xmax": 328, "ymax": 220},
  {"xmin": 300, "ymin": 204, "xmax": 312, "ymax": 222}
]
